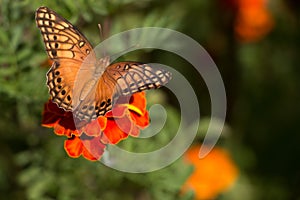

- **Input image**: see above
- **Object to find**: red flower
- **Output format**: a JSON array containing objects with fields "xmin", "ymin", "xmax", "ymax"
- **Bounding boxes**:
[
  {"xmin": 42, "ymin": 100, "xmax": 81, "ymax": 137},
  {"xmin": 42, "ymin": 92, "xmax": 149, "ymax": 161}
]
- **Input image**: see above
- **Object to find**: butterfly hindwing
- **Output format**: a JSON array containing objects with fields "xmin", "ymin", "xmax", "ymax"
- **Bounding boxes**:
[{"xmin": 104, "ymin": 62, "xmax": 172, "ymax": 96}]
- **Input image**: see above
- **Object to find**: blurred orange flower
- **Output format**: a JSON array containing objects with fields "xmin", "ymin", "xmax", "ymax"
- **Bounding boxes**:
[
  {"xmin": 42, "ymin": 92, "xmax": 149, "ymax": 161},
  {"xmin": 182, "ymin": 145, "xmax": 239, "ymax": 200},
  {"xmin": 40, "ymin": 59, "xmax": 53, "ymax": 68},
  {"xmin": 234, "ymin": 0, "xmax": 274, "ymax": 42}
]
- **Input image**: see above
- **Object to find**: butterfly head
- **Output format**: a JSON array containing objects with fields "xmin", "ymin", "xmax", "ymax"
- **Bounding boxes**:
[
  {"xmin": 94, "ymin": 56, "xmax": 111, "ymax": 76},
  {"xmin": 97, "ymin": 56, "xmax": 111, "ymax": 68}
]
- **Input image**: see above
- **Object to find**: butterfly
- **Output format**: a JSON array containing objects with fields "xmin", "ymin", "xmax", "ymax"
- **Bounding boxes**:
[{"xmin": 35, "ymin": 6, "xmax": 171, "ymax": 122}]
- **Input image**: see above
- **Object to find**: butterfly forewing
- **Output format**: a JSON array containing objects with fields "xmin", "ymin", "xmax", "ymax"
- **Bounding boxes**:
[
  {"xmin": 35, "ymin": 6, "xmax": 95, "ymax": 61},
  {"xmin": 35, "ymin": 6, "xmax": 97, "ymax": 112}
]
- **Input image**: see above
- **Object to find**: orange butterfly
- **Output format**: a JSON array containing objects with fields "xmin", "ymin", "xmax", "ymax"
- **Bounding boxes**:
[{"xmin": 35, "ymin": 6, "xmax": 171, "ymax": 122}]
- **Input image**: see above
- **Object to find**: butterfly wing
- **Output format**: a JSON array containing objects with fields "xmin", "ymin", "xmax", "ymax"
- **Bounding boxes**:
[
  {"xmin": 36, "ymin": 7, "xmax": 172, "ymax": 122},
  {"xmin": 74, "ymin": 62, "xmax": 172, "ymax": 121},
  {"xmin": 106, "ymin": 62, "xmax": 172, "ymax": 96},
  {"xmin": 35, "ymin": 6, "xmax": 97, "ymax": 111}
]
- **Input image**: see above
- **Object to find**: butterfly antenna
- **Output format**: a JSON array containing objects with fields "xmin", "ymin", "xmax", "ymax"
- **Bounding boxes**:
[
  {"xmin": 97, "ymin": 22, "xmax": 140, "ymax": 61},
  {"xmin": 98, "ymin": 23, "xmax": 107, "ymax": 58},
  {"xmin": 98, "ymin": 23, "xmax": 104, "ymax": 41}
]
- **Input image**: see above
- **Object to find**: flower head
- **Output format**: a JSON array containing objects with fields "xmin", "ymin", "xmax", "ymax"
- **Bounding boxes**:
[
  {"xmin": 234, "ymin": 0, "xmax": 274, "ymax": 42},
  {"xmin": 182, "ymin": 145, "xmax": 239, "ymax": 200},
  {"xmin": 42, "ymin": 92, "xmax": 149, "ymax": 161}
]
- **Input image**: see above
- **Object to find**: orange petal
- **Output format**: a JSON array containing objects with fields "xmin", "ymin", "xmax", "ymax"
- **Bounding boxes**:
[
  {"xmin": 130, "ymin": 110, "xmax": 150, "ymax": 128},
  {"xmin": 64, "ymin": 134, "xmax": 106, "ymax": 161},
  {"xmin": 53, "ymin": 124, "xmax": 71, "ymax": 137},
  {"xmin": 182, "ymin": 145, "xmax": 239, "ymax": 200},
  {"xmin": 105, "ymin": 106, "xmax": 127, "ymax": 118},
  {"xmin": 83, "ymin": 116, "xmax": 107, "ymax": 137},
  {"xmin": 129, "ymin": 125, "xmax": 140, "ymax": 137},
  {"xmin": 81, "ymin": 136, "xmax": 106, "ymax": 161},
  {"xmin": 64, "ymin": 136, "xmax": 83, "ymax": 158},
  {"xmin": 129, "ymin": 92, "xmax": 147, "ymax": 114},
  {"xmin": 234, "ymin": 1, "xmax": 274, "ymax": 42},
  {"xmin": 40, "ymin": 59, "xmax": 53, "ymax": 68},
  {"xmin": 103, "ymin": 115, "xmax": 133, "ymax": 144}
]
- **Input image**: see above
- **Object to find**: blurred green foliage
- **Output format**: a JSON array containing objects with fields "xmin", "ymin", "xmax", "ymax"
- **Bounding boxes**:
[{"xmin": 0, "ymin": 0, "xmax": 300, "ymax": 199}]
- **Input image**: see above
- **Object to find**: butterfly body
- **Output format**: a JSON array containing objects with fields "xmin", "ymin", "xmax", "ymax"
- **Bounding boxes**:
[{"xmin": 36, "ymin": 6, "xmax": 171, "ymax": 121}]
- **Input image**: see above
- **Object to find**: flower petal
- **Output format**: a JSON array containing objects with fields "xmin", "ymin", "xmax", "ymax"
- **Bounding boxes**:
[
  {"xmin": 234, "ymin": 0, "xmax": 274, "ymax": 42},
  {"xmin": 64, "ymin": 134, "xmax": 106, "ymax": 161},
  {"xmin": 43, "ymin": 91, "xmax": 150, "ymax": 161},
  {"xmin": 42, "ymin": 100, "xmax": 88, "ymax": 137},
  {"xmin": 83, "ymin": 116, "xmax": 107, "ymax": 137},
  {"xmin": 105, "ymin": 106, "xmax": 127, "ymax": 118},
  {"xmin": 103, "ymin": 115, "xmax": 133, "ymax": 144},
  {"xmin": 129, "ymin": 124, "xmax": 140, "ymax": 137},
  {"xmin": 64, "ymin": 136, "xmax": 83, "ymax": 158},
  {"xmin": 130, "ymin": 110, "xmax": 150, "ymax": 128},
  {"xmin": 41, "ymin": 100, "xmax": 68, "ymax": 126},
  {"xmin": 81, "ymin": 135, "xmax": 106, "ymax": 161},
  {"xmin": 182, "ymin": 145, "xmax": 239, "ymax": 200},
  {"xmin": 129, "ymin": 92, "xmax": 147, "ymax": 114}
]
